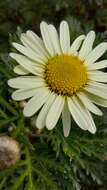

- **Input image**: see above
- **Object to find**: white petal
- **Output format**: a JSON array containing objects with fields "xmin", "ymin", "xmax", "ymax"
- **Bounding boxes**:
[
  {"xmin": 12, "ymin": 88, "xmax": 39, "ymax": 101},
  {"xmin": 12, "ymin": 43, "xmax": 45, "ymax": 64},
  {"xmin": 78, "ymin": 91, "xmax": 102, "ymax": 116},
  {"xmin": 40, "ymin": 22, "xmax": 55, "ymax": 56},
  {"xmin": 46, "ymin": 95, "xmax": 64, "ymax": 130},
  {"xmin": 67, "ymin": 97, "xmax": 88, "ymax": 130},
  {"xmin": 88, "ymin": 71, "xmax": 107, "ymax": 82},
  {"xmin": 26, "ymin": 30, "xmax": 45, "ymax": 46},
  {"xmin": 36, "ymin": 93, "xmax": 56, "ymax": 129},
  {"xmin": 48, "ymin": 24, "xmax": 61, "ymax": 55},
  {"xmin": 68, "ymin": 96, "xmax": 96, "ymax": 133},
  {"xmin": 88, "ymin": 60, "xmax": 107, "ymax": 70},
  {"xmin": 14, "ymin": 65, "xmax": 30, "ymax": 75},
  {"xmin": 23, "ymin": 87, "xmax": 50, "ymax": 117},
  {"xmin": 62, "ymin": 101, "xmax": 71, "ymax": 137},
  {"xmin": 73, "ymin": 97, "xmax": 96, "ymax": 134},
  {"xmin": 21, "ymin": 33, "xmax": 48, "ymax": 61},
  {"xmin": 10, "ymin": 53, "xmax": 44, "ymax": 76},
  {"xmin": 8, "ymin": 77, "xmax": 45, "ymax": 89},
  {"xmin": 84, "ymin": 84, "xmax": 107, "ymax": 99},
  {"xmin": 85, "ymin": 42, "xmax": 107, "ymax": 64},
  {"xmin": 26, "ymin": 30, "xmax": 49, "ymax": 58},
  {"xmin": 69, "ymin": 35, "xmax": 85, "ymax": 54},
  {"xmin": 86, "ymin": 92, "xmax": 107, "ymax": 107},
  {"xmin": 60, "ymin": 21, "xmax": 70, "ymax": 53},
  {"xmin": 85, "ymin": 110, "xmax": 96, "ymax": 134},
  {"xmin": 79, "ymin": 31, "xmax": 95, "ymax": 60},
  {"xmin": 88, "ymin": 81, "xmax": 107, "ymax": 90}
]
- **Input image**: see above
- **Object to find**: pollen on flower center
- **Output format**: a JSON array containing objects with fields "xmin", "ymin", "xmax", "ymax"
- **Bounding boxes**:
[{"xmin": 44, "ymin": 54, "xmax": 88, "ymax": 96}]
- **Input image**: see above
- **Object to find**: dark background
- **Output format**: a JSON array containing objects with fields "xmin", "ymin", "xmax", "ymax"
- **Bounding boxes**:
[{"xmin": 0, "ymin": 0, "xmax": 107, "ymax": 53}]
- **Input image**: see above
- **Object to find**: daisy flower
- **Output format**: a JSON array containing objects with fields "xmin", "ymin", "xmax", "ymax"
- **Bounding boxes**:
[{"xmin": 8, "ymin": 21, "xmax": 107, "ymax": 137}]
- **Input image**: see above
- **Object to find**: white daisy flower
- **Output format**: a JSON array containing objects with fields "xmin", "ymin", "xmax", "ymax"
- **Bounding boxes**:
[{"xmin": 8, "ymin": 21, "xmax": 107, "ymax": 137}]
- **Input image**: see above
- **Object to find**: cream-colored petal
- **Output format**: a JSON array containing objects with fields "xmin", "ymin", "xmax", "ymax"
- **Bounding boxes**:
[
  {"xmin": 87, "ymin": 81, "xmax": 107, "ymax": 91},
  {"xmin": 26, "ymin": 30, "xmax": 45, "ymax": 46},
  {"xmin": 60, "ymin": 21, "xmax": 70, "ymax": 53},
  {"xmin": 85, "ymin": 92, "xmax": 107, "ymax": 107},
  {"xmin": 68, "ymin": 96, "xmax": 96, "ymax": 133},
  {"xmin": 88, "ymin": 60, "xmax": 107, "ymax": 70},
  {"xmin": 78, "ymin": 91, "xmax": 103, "ymax": 116},
  {"xmin": 21, "ymin": 33, "xmax": 48, "ymax": 61},
  {"xmin": 79, "ymin": 31, "xmax": 95, "ymax": 60},
  {"xmin": 48, "ymin": 24, "xmax": 61, "ymax": 55},
  {"xmin": 14, "ymin": 65, "xmax": 29, "ymax": 75},
  {"xmin": 23, "ymin": 87, "xmax": 50, "ymax": 117},
  {"xmin": 12, "ymin": 88, "xmax": 38, "ymax": 101},
  {"xmin": 36, "ymin": 93, "xmax": 56, "ymax": 129},
  {"xmin": 85, "ymin": 42, "xmax": 107, "ymax": 64},
  {"xmin": 85, "ymin": 109, "xmax": 96, "ymax": 134},
  {"xmin": 10, "ymin": 53, "xmax": 44, "ymax": 76},
  {"xmin": 26, "ymin": 30, "xmax": 49, "ymax": 58},
  {"xmin": 67, "ymin": 97, "xmax": 88, "ymax": 130},
  {"xmin": 62, "ymin": 101, "xmax": 71, "ymax": 137},
  {"xmin": 8, "ymin": 77, "xmax": 45, "ymax": 89},
  {"xmin": 84, "ymin": 84, "xmax": 107, "ymax": 99},
  {"xmin": 46, "ymin": 95, "xmax": 64, "ymax": 130},
  {"xmin": 88, "ymin": 71, "xmax": 107, "ymax": 82},
  {"xmin": 74, "ymin": 96, "xmax": 96, "ymax": 134},
  {"xmin": 69, "ymin": 35, "xmax": 85, "ymax": 54},
  {"xmin": 40, "ymin": 22, "xmax": 55, "ymax": 56},
  {"xmin": 12, "ymin": 43, "xmax": 45, "ymax": 64}
]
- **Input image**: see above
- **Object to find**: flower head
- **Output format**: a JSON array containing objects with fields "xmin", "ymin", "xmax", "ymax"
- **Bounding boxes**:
[{"xmin": 8, "ymin": 21, "xmax": 107, "ymax": 137}]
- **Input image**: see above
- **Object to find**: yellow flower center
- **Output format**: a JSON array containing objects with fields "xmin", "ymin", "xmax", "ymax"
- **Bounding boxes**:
[{"xmin": 44, "ymin": 54, "xmax": 88, "ymax": 96}]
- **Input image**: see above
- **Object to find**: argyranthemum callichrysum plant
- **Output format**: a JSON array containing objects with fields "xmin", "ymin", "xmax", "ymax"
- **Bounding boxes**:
[{"xmin": 8, "ymin": 21, "xmax": 107, "ymax": 137}]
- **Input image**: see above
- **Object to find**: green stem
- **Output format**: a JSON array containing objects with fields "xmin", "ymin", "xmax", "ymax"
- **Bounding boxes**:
[
  {"xmin": 0, "ymin": 96, "xmax": 18, "ymax": 116},
  {"xmin": 0, "ymin": 177, "xmax": 7, "ymax": 190},
  {"xmin": 0, "ymin": 116, "xmax": 18, "ymax": 128},
  {"xmin": 10, "ymin": 171, "xmax": 28, "ymax": 190},
  {"xmin": 26, "ymin": 147, "xmax": 34, "ymax": 189}
]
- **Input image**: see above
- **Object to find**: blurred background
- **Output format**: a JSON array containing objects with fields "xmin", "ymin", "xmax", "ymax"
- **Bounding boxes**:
[
  {"xmin": 0, "ymin": 0, "xmax": 107, "ymax": 190},
  {"xmin": 0, "ymin": 0, "xmax": 107, "ymax": 53}
]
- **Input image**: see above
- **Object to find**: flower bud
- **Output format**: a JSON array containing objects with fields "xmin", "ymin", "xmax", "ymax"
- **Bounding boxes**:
[{"xmin": 0, "ymin": 136, "xmax": 20, "ymax": 170}]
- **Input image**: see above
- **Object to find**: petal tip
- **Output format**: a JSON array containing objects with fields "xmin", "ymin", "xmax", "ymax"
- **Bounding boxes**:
[
  {"xmin": 23, "ymin": 108, "xmax": 32, "ymax": 117},
  {"xmin": 89, "ymin": 127, "xmax": 96, "ymax": 134},
  {"xmin": 60, "ymin": 20, "xmax": 68, "ymax": 25},
  {"xmin": 9, "ymin": 53, "xmax": 14, "ymax": 58},
  {"xmin": 7, "ymin": 79, "xmax": 11, "ymax": 86}
]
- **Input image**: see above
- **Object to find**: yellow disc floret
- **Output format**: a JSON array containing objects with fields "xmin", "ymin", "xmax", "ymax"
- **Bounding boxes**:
[{"xmin": 44, "ymin": 54, "xmax": 88, "ymax": 96}]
